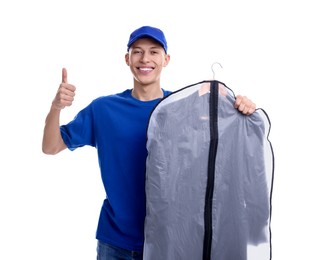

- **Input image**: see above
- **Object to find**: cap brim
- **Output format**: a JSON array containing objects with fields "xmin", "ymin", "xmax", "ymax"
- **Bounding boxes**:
[{"xmin": 127, "ymin": 34, "xmax": 166, "ymax": 52}]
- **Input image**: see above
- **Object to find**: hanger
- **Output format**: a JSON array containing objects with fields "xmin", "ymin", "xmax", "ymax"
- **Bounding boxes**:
[{"xmin": 211, "ymin": 62, "xmax": 223, "ymax": 80}]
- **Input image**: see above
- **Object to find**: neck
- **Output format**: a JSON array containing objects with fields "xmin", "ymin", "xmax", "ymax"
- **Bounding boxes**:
[{"xmin": 131, "ymin": 83, "xmax": 163, "ymax": 101}]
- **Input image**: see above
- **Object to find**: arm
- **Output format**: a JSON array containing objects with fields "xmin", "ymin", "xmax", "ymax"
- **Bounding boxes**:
[
  {"xmin": 234, "ymin": 95, "xmax": 256, "ymax": 115},
  {"xmin": 42, "ymin": 68, "xmax": 76, "ymax": 155}
]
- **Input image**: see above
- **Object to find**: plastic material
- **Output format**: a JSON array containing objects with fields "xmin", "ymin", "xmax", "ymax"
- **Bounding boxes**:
[{"xmin": 144, "ymin": 81, "xmax": 274, "ymax": 260}]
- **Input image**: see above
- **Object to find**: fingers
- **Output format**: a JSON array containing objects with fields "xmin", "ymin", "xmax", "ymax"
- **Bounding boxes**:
[
  {"xmin": 62, "ymin": 68, "xmax": 68, "ymax": 83},
  {"xmin": 235, "ymin": 95, "xmax": 256, "ymax": 115},
  {"xmin": 52, "ymin": 85, "xmax": 76, "ymax": 110}
]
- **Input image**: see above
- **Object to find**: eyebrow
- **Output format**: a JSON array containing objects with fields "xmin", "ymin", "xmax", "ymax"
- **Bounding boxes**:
[{"xmin": 132, "ymin": 45, "xmax": 162, "ymax": 50}]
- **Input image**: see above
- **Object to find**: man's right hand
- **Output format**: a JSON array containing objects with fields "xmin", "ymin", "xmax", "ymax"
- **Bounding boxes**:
[{"xmin": 52, "ymin": 68, "xmax": 76, "ymax": 110}]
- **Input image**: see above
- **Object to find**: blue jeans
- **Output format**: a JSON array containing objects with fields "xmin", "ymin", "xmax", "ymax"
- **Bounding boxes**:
[{"xmin": 96, "ymin": 240, "xmax": 143, "ymax": 260}]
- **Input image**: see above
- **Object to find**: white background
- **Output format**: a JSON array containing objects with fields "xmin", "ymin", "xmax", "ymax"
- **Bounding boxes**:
[{"xmin": 1, "ymin": 0, "xmax": 323, "ymax": 259}]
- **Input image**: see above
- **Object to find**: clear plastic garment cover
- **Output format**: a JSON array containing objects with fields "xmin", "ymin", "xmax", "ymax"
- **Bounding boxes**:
[{"xmin": 144, "ymin": 81, "xmax": 274, "ymax": 260}]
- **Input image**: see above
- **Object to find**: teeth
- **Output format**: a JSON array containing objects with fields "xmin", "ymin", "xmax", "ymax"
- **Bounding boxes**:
[{"xmin": 140, "ymin": 68, "xmax": 153, "ymax": 71}]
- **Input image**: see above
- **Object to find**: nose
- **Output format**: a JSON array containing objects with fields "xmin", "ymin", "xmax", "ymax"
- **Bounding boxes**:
[{"xmin": 140, "ymin": 52, "xmax": 150, "ymax": 63}]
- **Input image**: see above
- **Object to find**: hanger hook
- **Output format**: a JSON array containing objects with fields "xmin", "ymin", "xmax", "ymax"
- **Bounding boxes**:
[{"xmin": 211, "ymin": 62, "xmax": 223, "ymax": 80}]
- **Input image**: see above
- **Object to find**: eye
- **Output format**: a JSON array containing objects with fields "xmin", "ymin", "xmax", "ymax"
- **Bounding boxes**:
[{"xmin": 133, "ymin": 49, "xmax": 142, "ymax": 54}]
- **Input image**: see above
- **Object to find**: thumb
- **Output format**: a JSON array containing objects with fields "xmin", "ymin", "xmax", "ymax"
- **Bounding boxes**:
[{"xmin": 62, "ymin": 68, "xmax": 68, "ymax": 83}]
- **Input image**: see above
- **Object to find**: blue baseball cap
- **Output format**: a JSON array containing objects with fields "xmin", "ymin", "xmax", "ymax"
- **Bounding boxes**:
[{"xmin": 127, "ymin": 26, "xmax": 168, "ymax": 53}]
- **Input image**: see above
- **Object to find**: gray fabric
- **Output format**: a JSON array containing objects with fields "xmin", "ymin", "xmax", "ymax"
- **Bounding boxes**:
[{"xmin": 144, "ymin": 81, "xmax": 273, "ymax": 260}]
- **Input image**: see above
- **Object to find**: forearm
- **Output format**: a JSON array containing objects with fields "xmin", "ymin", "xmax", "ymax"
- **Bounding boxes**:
[{"xmin": 42, "ymin": 106, "xmax": 67, "ymax": 155}]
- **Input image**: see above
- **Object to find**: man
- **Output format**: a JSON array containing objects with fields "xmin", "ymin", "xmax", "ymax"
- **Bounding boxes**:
[{"xmin": 42, "ymin": 26, "xmax": 256, "ymax": 260}]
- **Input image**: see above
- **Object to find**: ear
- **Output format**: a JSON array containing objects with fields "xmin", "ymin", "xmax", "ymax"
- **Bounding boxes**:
[
  {"xmin": 125, "ymin": 53, "xmax": 130, "ymax": 66},
  {"xmin": 163, "ymin": 54, "xmax": 171, "ymax": 67}
]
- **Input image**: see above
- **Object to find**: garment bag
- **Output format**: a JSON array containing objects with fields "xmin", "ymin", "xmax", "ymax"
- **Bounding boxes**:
[{"xmin": 144, "ymin": 80, "xmax": 274, "ymax": 260}]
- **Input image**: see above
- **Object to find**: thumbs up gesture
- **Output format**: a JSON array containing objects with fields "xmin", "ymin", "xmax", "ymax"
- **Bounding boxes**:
[{"xmin": 52, "ymin": 68, "xmax": 76, "ymax": 110}]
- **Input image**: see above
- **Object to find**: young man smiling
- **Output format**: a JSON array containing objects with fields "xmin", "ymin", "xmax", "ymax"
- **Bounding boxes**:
[{"xmin": 42, "ymin": 26, "xmax": 256, "ymax": 260}]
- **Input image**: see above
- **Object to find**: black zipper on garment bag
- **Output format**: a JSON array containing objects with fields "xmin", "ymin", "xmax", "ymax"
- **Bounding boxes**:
[{"xmin": 202, "ymin": 81, "xmax": 219, "ymax": 260}]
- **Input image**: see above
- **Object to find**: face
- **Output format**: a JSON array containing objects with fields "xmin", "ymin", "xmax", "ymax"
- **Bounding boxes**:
[{"xmin": 125, "ymin": 38, "xmax": 170, "ymax": 87}]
